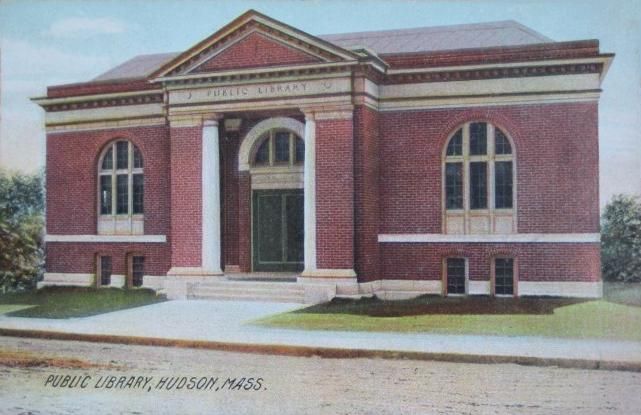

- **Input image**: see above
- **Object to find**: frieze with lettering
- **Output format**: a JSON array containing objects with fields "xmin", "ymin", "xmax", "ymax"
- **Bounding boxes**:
[{"xmin": 169, "ymin": 78, "xmax": 351, "ymax": 105}]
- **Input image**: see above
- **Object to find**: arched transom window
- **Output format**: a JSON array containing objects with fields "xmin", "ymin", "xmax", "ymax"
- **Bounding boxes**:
[
  {"xmin": 98, "ymin": 140, "xmax": 144, "ymax": 234},
  {"xmin": 252, "ymin": 129, "xmax": 304, "ymax": 167},
  {"xmin": 443, "ymin": 121, "xmax": 515, "ymax": 234}
]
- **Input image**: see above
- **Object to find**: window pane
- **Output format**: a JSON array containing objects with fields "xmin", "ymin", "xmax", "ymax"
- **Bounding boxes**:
[
  {"xmin": 133, "ymin": 174, "xmax": 144, "ymax": 214},
  {"xmin": 445, "ymin": 163, "xmax": 463, "ymax": 209},
  {"xmin": 495, "ymin": 258, "xmax": 514, "ymax": 295},
  {"xmin": 274, "ymin": 132, "xmax": 290, "ymax": 163},
  {"xmin": 495, "ymin": 161, "xmax": 513, "ymax": 209},
  {"xmin": 470, "ymin": 162, "xmax": 487, "ymax": 209},
  {"xmin": 295, "ymin": 137, "xmax": 304, "ymax": 163},
  {"xmin": 116, "ymin": 141, "xmax": 129, "ymax": 169},
  {"xmin": 133, "ymin": 145, "xmax": 143, "ymax": 168},
  {"xmin": 100, "ymin": 256, "xmax": 112, "ymax": 286},
  {"xmin": 254, "ymin": 139, "xmax": 269, "ymax": 165},
  {"xmin": 116, "ymin": 174, "xmax": 129, "ymax": 214},
  {"xmin": 100, "ymin": 176, "xmax": 112, "ymax": 215},
  {"xmin": 495, "ymin": 129, "xmax": 512, "ymax": 155},
  {"xmin": 446, "ymin": 129, "xmax": 463, "ymax": 156},
  {"xmin": 101, "ymin": 148, "xmax": 113, "ymax": 170},
  {"xmin": 132, "ymin": 256, "xmax": 144, "ymax": 287},
  {"xmin": 469, "ymin": 122, "xmax": 487, "ymax": 155},
  {"xmin": 447, "ymin": 258, "xmax": 466, "ymax": 295}
]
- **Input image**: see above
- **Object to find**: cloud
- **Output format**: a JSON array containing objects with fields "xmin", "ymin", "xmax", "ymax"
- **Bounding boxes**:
[
  {"xmin": 46, "ymin": 17, "xmax": 127, "ymax": 38},
  {"xmin": 1, "ymin": 38, "xmax": 113, "ymax": 80}
]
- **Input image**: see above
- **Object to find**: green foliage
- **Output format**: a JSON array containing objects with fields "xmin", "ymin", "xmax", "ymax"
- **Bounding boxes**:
[
  {"xmin": 601, "ymin": 194, "xmax": 641, "ymax": 282},
  {"xmin": 0, "ymin": 169, "xmax": 45, "ymax": 291},
  {"xmin": 0, "ymin": 286, "xmax": 166, "ymax": 319}
]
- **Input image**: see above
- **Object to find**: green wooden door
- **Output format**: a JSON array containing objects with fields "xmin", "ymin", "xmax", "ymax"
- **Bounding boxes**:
[{"xmin": 252, "ymin": 189, "xmax": 304, "ymax": 272}]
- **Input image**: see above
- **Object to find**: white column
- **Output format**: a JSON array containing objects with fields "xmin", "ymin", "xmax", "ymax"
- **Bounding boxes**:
[
  {"xmin": 303, "ymin": 112, "xmax": 317, "ymax": 273},
  {"xmin": 202, "ymin": 117, "xmax": 223, "ymax": 275}
]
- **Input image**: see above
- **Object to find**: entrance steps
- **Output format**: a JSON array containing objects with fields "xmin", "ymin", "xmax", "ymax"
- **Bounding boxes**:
[{"xmin": 188, "ymin": 274, "xmax": 305, "ymax": 303}]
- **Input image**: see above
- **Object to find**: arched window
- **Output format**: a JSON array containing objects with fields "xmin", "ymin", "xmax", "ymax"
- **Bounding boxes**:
[
  {"xmin": 98, "ymin": 140, "xmax": 144, "ymax": 234},
  {"xmin": 443, "ymin": 122, "xmax": 515, "ymax": 234},
  {"xmin": 251, "ymin": 129, "xmax": 304, "ymax": 167}
]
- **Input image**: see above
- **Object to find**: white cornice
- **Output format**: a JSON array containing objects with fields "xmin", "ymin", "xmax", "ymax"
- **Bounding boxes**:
[
  {"xmin": 45, "ymin": 234, "xmax": 167, "ymax": 243},
  {"xmin": 378, "ymin": 233, "xmax": 600, "ymax": 243},
  {"xmin": 32, "ymin": 89, "xmax": 164, "ymax": 107},
  {"xmin": 155, "ymin": 61, "xmax": 358, "ymax": 84},
  {"xmin": 378, "ymin": 91, "xmax": 600, "ymax": 111},
  {"xmin": 386, "ymin": 56, "xmax": 613, "ymax": 76}
]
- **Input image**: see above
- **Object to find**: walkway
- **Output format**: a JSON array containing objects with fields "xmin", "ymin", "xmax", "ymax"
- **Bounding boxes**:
[{"xmin": 1, "ymin": 300, "xmax": 640, "ymax": 370}]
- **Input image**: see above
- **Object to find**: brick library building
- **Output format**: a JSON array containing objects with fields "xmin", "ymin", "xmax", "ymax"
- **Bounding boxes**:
[{"xmin": 35, "ymin": 10, "xmax": 613, "ymax": 303}]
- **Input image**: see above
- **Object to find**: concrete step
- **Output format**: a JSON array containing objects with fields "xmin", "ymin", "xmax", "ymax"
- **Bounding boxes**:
[
  {"xmin": 191, "ymin": 292, "xmax": 305, "ymax": 303},
  {"xmin": 188, "ymin": 280, "xmax": 305, "ymax": 303},
  {"xmin": 192, "ymin": 286, "xmax": 303, "ymax": 297},
  {"xmin": 193, "ymin": 280, "xmax": 303, "ymax": 291}
]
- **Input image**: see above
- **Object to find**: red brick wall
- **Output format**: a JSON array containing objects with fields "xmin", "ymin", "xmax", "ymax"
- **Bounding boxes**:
[
  {"xmin": 379, "ymin": 102, "xmax": 600, "ymax": 234},
  {"xmin": 353, "ymin": 106, "xmax": 381, "ymax": 282},
  {"xmin": 221, "ymin": 132, "xmax": 240, "ymax": 269},
  {"xmin": 45, "ymin": 124, "xmax": 171, "ymax": 276},
  {"xmin": 46, "ymin": 242, "xmax": 170, "ymax": 276},
  {"xmin": 169, "ymin": 125, "xmax": 202, "ymax": 267},
  {"xmin": 315, "ymin": 117, "xmax": 355, "ymax": 269},
  {"xmin": 194, "ymin": 32, "xmax": 319, "ymax": 73},
  {"xmin": 46, "ymin": 125, "xmax": 170, "ymax": 235},
  {"xmin": 238, "ymin": 172, "xmax": 251, "ymax": 272},
  {"xmin": 381, "ymin": 243, "xmax": 600, "ymax": 282}
]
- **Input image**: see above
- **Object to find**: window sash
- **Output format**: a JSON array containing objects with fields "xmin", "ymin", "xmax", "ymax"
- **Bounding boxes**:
[
  {"xmin": 295, "ymin": 137, "xmax": 305, "ymax": 164},
  {"xmin": 469, "ymin": 162, "xmax": 488, "ymax": 210},
  {"xmin": 495, "ymin": 161, "xmax": 513, "ymax": 209},
  {"xmin": 469, "ymin": 122, "xmax": 487, "ymax": 155},
  {"xmin": 100, "ymin": 256, "xmax": 112, "ymax": 286},
  {"xmin": 446, "ymin": 129, "xmax": 463, "ymax": 156},
  {"xmin": 495, "ymin": 258, "xmax": 514, "ymax": 295},
  {"xmin": 446, "ymin": 258, "xmax": 466, "ymax": 294},
  {"xmin": 116, "ymin": 141, "xmax": 129, "ymax": 169},
  {"xmin": 133, "ymin": 174, "xmax": 144, "ymax": 214},
  {"xmin": 99, "ymin": 141, "xmax": 143, "ymax": 217},
  {"xmin": 100, "ymin": 176, "xmax": 112, "ymax": 215},
  {"xmin": 116, "ymin": 174, "xmax": 129, "ymax": 214},
  {"xmin": 251, "ymin": 130, "xmax": 304, "ymax": 168},
  {"xmin": 445, "ymin": 163, "xmax": 463, "ymax": 210},
  {"xmin": 274, "ymin": 132, "xmax": 290, "ymax": 163},
  {"xmin": 132, "ymin": 256, "xmax": 144, "ymax": 287}
]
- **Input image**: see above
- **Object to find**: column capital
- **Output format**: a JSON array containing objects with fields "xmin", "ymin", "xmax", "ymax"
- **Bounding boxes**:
[
  {"xmin": 203, "ymin": 113, "xmax": 223, "ymax": 127},
  {"xmin": 301, "ymin": 108, "xmax": 316, "ymax": 122},
  {"xmin": 301, "ymin": 104, "xmax": 354, "ymax": 121}
]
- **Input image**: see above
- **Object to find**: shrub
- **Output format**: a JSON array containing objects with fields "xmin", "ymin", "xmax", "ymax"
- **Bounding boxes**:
[
  {"xmin": 0, "ymin": 169, "xmax": 45, "ymax": 291},
  {"xmin": 601, "ymin": 194, "xmax": 641, "ymax": 282}
]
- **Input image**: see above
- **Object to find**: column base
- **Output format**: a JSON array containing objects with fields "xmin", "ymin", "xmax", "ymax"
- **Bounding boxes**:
[{"xmin": 298, "ymin": 269, "xmax": 358, "ymax": 300}]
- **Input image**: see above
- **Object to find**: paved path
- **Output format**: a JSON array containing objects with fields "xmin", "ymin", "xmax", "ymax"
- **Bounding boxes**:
[{"xmin": 1, "ymin": 300, "xmax": 640, "ymax": 367}]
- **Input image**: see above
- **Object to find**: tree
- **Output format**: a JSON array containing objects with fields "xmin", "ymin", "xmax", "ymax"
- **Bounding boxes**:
[
  {"xmin": 0, "ymin": 169, "xmax": 45, "ymax": 291},
  {"xmin": 601, "ymin": 194, "xmax": 641, "ymax": 282}
]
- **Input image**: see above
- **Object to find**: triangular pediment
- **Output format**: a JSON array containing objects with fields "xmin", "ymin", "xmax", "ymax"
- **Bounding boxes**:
[
  {"xmin": 150, "ymin": 10, "xmax": 359, "ymax": 78},
  {"xmin": 189, "ymin": 31, "xmax": 324, "ymax": 73}
]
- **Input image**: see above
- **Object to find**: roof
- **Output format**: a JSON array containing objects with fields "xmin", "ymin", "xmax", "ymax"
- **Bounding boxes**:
[
  {"xmin": 91, "ymin": 20, "xmax": 552, "ymax": 82},
  {"xmin": 319, "ymin": 20, "xmax": 552, "ymax": 55},
  {"xmin": 92, "ymin": 52, "xmax": 179, "ymax": 82}
]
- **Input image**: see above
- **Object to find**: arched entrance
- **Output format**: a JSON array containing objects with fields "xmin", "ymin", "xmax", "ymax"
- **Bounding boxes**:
[{"xmin": 240, "ymin": 118, "xmax": 305, "ymax": 272}]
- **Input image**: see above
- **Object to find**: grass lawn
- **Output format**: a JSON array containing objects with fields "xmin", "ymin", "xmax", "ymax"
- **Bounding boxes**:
[
  {"xmin": 256, "ymin": 283, "xmax": 641, "ymax": 341},
  {"xmin": 0, "ymin": 286, "xmax": 166, "ymax": 319}
]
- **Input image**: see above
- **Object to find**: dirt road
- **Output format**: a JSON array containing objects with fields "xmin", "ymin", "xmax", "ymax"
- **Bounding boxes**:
[{"xmin": 1, "ymin": 336, "xmax": 640, "ymax": 414}]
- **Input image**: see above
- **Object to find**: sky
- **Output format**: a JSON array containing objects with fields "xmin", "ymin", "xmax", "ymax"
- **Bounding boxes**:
[{"xmin": 0, "ymin": 0, "xmax": 639, "ymax": 208}]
